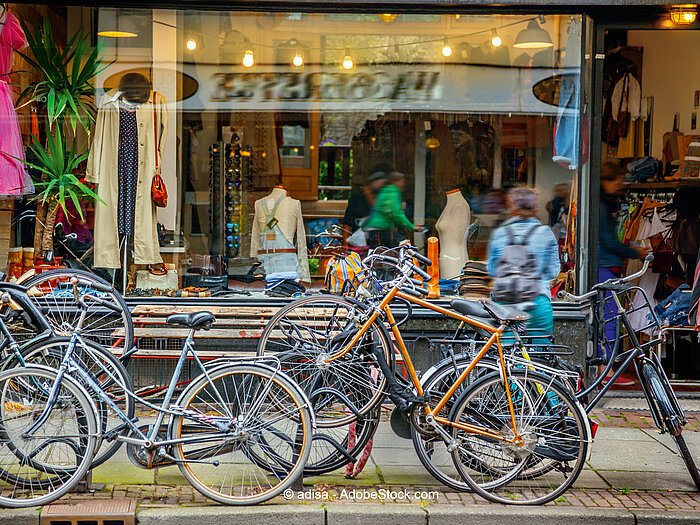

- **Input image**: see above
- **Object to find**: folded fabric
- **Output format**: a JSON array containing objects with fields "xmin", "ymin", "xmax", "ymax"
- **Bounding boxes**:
[
  {"xmin": 439, "ymin": 279, "xmax": 460, "ymax": 295},
  {"xmin": 265, "ymin": 278, "xmax": 306, "ymax": 297},
  {"xmin": 266, "ymin": 271, "xmax": 299, "ymax": 282},
  {"xmin": 651, "ymin": 284, "xmax": 691, "ymax": 326}
]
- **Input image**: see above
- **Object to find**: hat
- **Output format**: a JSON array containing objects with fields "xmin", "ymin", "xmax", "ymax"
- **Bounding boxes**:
[{"xmin": 368, "ymin": 171, "xmax": 387, "ymax": 182}]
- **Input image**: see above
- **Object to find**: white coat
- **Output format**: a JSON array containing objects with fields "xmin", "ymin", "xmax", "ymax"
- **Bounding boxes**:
[{"xmin": 86, "ymin": 90, "xmax": 167, "ymax": 268}]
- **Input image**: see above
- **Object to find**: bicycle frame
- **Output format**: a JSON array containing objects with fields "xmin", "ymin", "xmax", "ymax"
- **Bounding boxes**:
[
  {"xmin": 326, "ymin": 285, "xmax": 523, "ymax": 445},
  {"xmin": 22, "ymin": 325, "xmax": 236, "ymax": 452}
]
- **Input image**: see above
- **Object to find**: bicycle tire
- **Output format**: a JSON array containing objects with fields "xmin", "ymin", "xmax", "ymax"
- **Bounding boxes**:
[
  {"xmin": 411, "ymin": 353, "xmax": 500, "ymax": 491},
  {"xmin": 449, "ymin": 369, "xmax": 589, "ymax": 505},
  {"xmin": 5, "ymin": 337, "xmax": 135, "ymax": 468},
  {"xmin": 15, "ymin": 269, "xmax": 134, "ymax": 359},
  {"xmin": 641, "ymin": 363, "xmax": 700, "ymax": 490},
  {"xmin": 171, "ymin": 363, "xmax": 313, "ymax": 505},
  {"xmin": 0, "ymin": 366, "xmax": 98, "ymax": 508},
  {"xmin": 257, "ymin": 294, "xmax": 393, "ymax": 427}
]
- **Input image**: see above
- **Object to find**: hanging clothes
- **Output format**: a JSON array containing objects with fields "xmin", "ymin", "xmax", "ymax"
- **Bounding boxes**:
[
  {"xmin": 552, "ymin": 18, "xmax": 581, "ymax": 170},
  {"xmin": 86, "ymin": 90, "xmax": 168, "ymax": 268},
  {"xmin": 0, "ymin": 10, "xmax": 33, "ymax": 197},
  {"xmin": 117, "ymin": 101, "xmax": 139, "ymax": 236}
]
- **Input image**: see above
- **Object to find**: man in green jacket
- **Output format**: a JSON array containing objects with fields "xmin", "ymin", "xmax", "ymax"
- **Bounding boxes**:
[{"xmin": 363, "ymin": 171, "xmax": 421, "ymax": 248}]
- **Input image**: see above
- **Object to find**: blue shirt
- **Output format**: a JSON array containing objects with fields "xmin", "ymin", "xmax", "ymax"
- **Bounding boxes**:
[{"xmin": 486, "ymin": 217, "xmax": 561, "ymax": 299}]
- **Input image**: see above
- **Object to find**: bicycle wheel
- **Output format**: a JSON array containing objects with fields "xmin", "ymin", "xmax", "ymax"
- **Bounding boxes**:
[
  {"xmin": 6, "ymin": 337, "xmax": 135, "ymax": 468},
  {"xmin": 449, "ymin": 369, "xmax": 589, "ymax": 505},
  {"xmin": 0, "ymin": 366, "xmax": 98, "ymax": 507},
  {"xmin": 12, "ymin": 269, "xmax": 133, "ymax": 358},
  {"xmin": 641, "ymin": 362, "xmax": 700, "ymax": 490},
  {"xmin": 411, "ymin": 354, "xmax": 499, "ymax": 491},
  {"xmin": 171, "ymin": 363, "xmax": 313, "ymax": 505},
  {"xmin": 257, "ymin": 295, "xmax": 392, "ymax": 427}
]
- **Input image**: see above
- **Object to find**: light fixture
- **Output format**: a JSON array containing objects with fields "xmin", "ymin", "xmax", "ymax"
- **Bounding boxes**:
[
  {"xmin": 186, "ymin": 39, "xmax": 197, "ymax": 51},
  {"xmin": 441, "ymin": 39, "xmax": 453, "ymax": 57},
  {"xmin": 379, "ymin": 14, "xmax": 397, "ymax": 23},
  {"xmin": 97, "ymin": 9, "xmax": 138, "ymax": 38},
  {"xmin": 491, "ymin": 29, "xmax": 502, "ymax": 48},
  {"xmin": 425, "ymin": 137, "xmax": 440, "ymax": 149},
  {"xmin": 454, "ymin": 14, "xmax": 461, "ymax": 20},
  {"xmin": 292, "ymin": 51, "xmax": 303, "ymax": 67},
  {"xmin": 513, "ymin": 19, "xmax": 553, "ymax": 49},
  {"xmin": 671, "ymin": 5, "xmax": 697, "ymax": 24},
  {"xmin": 342, "ymin": 49, "xmax": 353, "ymax": 70},
  {"xmin": 242, "ymin": 49, "xmax": 254, "ymax": 67}
]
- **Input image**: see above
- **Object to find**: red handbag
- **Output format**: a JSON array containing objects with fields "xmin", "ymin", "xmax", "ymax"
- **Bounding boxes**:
[{"xmin": 151, "ymin": 92, "xmax": 168, "ymax": 208}]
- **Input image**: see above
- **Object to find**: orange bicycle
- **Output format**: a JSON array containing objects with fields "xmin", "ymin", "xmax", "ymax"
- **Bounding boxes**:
[{"xmin": 258, "ymin": 243, "xmax": 591, "ymax": 504}]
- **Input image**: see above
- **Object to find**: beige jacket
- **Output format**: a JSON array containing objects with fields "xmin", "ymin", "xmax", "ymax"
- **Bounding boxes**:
[
  {"xmin": 86, "ymin": 90, "xmax": 167, "ymax": 268},
  {"xmin": 250, "ymin": 193, "xmax": 310, "ymax": 282}
]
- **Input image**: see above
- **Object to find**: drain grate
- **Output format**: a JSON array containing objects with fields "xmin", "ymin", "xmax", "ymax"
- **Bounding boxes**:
[{"xmin": 40, "ymin": 499, "xmax": 136, "ymax": 525}]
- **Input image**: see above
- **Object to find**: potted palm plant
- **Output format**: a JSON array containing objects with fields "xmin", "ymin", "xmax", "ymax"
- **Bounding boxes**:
[{"xmin": 15, "ymin": 17, "xmax": 107, "ymax": 259}]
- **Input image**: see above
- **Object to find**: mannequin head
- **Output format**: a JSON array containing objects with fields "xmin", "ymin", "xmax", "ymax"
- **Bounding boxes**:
[{"xmin": 119, "ymin": 73, "xmax": 151, "ymax": 104}]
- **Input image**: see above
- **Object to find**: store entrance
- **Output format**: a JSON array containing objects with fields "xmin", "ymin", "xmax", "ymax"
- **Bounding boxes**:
[{"xmin": 598, "ymin": 26, "xmax": 700, "ymax": 387}]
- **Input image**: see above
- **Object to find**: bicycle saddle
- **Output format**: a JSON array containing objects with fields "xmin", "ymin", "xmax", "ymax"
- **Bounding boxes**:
[
  {"xmin": 166, "ymin": 311, "xmax": 215, "ymax": 330},
  {"xmin": 450, "ymin": 299, "xmax": 533, "ymax": 323}
]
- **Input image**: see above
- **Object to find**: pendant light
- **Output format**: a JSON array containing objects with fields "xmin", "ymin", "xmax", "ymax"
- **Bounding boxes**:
[
  {"xmin": 242, "ymin": 49, "xmax": 254, "ymax": 67},
  {"xmin": 292, "ymin": 51, "xmax": 303, "ymax": 67},
  {"xmin": 491, "ymin": 29, "xmax": 502, "ymax": 48},
  {"xmin": 342, "ymin": 49, "xmax": 353, "ymax": 70},
  {"xmin": 441, "ymin": 39, "xmax": 453, "ymax": 57},
  {"xmin": 513, "ymin": 19, "xmax": 553, "ymax": 49}
]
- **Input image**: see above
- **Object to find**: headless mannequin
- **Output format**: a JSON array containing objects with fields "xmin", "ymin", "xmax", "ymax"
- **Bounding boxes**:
[
  {"xmin": 251, "ymin": 185, "xmax": 310, "ymax": 282},
  {"xmin": 435, "ymin": 189, "xmax": 471, "ymax": 279}
]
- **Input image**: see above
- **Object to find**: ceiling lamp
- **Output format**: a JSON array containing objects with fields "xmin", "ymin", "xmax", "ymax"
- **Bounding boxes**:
[
  {"xmin": 342, "ymin": 49, "xmax": 353, "ymax": 70},
  {"xmin": 292, "ymin": 51, "xmax": 303, "ymax": 67},
  {"xmin": 425, "ymin": 137, "xmax": 440, "ymax": 149},
  {"xmin": 379, "ymin": 14, "xmax": 398, "ymax": 23},
  {"xmin": 670, "ymin": 5, "xmax": 697, "ymax": 24},
  {"xmin": 186, "ymin": 39, "xmax": 197, "ymax": 51},
  {"xmin": 513, "ymin": 19, "xmax": 553, "ymax": 49},
  {"xmin": 97, "ymin": 9, "xmax": 138, "ymax": 38},
  {"xmin": 242, "ymin": 49, "xmax": 254, "ymax": 67},
  {"xmin": 441, "ymin": 39, "xmax": 453, "ymax": 57},
  {"xmin": 491, "ymin": 29, "xmax": 502, "ymax": 48}
]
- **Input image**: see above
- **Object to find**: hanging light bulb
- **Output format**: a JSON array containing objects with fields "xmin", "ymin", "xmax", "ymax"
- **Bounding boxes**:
[
  {"xmin": 292, "ymin": 50, "xmax": 303, "ymax": 67},
  {"xmin": 242, "ymin": 49, "xmax": 254, "ymax": 67},
  {"xmin": 491, "ymin": 29, "xmax": 502, "ymax": 48},
  {"xmin": 342, "ymin": 49, "xmax": 353, "ymax": 70},
  {"xmin": 441, "ymin": 39, "xmax": 453, "ymax": 57},
  {"xmin": 186, "ymin": 39, "xmax": 197, "ymax": 51},
  {"xmin": 671, "ymin": 5, "xmax": 697, "ymax": 24},
  {"xmin": 379, "ymin": 14, "xmax": 397, "ymax": 23}
]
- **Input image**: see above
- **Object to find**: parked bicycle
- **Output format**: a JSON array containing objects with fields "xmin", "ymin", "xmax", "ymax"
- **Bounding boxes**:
[
  {"xmin": 258, "ymin": 242, "xmax": 591, "ymax": 505},
  {"xmin": 0, "ymin": 280, "xmax": 313, "ymax": 508}
]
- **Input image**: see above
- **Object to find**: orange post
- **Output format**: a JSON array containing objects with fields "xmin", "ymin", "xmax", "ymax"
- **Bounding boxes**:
[{"xmin": 427, "ymin": 236, "xmax": 440, "ymax": 298}]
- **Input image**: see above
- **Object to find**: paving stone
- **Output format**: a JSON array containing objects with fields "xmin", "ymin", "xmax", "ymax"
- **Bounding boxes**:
[
  {"xmin": 325, "ymin": 503, "xmax": 426, "ymax": 525},
  {"xmin": 427, "ymin": 505, "xmax": 635, "ymax": 524},
  {"xmin": 137, "ymin": 504, "xmax": 326, "ymax": 525}
]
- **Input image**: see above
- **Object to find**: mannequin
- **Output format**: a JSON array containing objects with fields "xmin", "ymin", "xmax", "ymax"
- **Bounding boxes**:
[
  {"xmin": 0, "ymin": 6, "xmax": 33, "ymax": 196},
  {"xmin": 86, "ymin": 73, "xmax": 168, "ymax": 269},
  {"xmin": 250, "ymin": 185, "xmax": 310, "ymax": 282},
  {"xmin": 435, "ymin": 189, "xmax": 471, "ymax": 279}
]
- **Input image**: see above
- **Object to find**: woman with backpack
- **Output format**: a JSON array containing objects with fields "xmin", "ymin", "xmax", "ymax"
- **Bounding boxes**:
[{"xmin": 487, "ymin": 187, "xmax": 560, "ymax": 336}]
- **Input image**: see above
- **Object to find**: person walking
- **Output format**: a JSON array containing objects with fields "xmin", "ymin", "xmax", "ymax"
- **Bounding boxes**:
[
  {"xmin": 598, "ymin": 161, "xmax": 648, "ymax": 384},
  {"xmin": 487, "ymin": 187, "xmax": 560, "ymax": 337},
  {"xmin": 363, "ymin": 171, "xmax": 421, "ymax": 249}
]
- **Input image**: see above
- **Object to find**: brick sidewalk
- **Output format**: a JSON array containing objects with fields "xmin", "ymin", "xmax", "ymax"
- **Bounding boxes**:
[
  {"xmin": 56, "ymin": 483, "xmax": 700, "ymax": 512},
  {"xmin": 591, "ymin": 409, "xmax": 700, "ymax": 431}
]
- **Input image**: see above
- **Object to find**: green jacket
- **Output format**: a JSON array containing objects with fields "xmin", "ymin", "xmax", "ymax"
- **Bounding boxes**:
[{"xmin": 363, "ymin": 184, "xmax": 414, "ymax": 232}]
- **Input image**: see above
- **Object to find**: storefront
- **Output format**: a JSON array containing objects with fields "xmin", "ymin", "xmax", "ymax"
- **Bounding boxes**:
[{"xmin": 1, "ymin": 2, "xmax": 699, "ymax": 381}]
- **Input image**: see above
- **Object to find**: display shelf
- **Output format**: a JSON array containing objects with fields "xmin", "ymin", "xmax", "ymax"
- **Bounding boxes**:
[{"xmin": 626, "ymin": 178, "xmax": 700, "ymax": 191}]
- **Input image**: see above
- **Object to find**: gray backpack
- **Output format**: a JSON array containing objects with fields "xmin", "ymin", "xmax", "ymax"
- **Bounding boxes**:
[{"xmin": 491, "ymin": 224, "xmax": 543, "ymax": 304}]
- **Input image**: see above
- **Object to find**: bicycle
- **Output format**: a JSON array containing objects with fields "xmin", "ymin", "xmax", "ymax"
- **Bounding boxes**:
[
  {"xmin": 0, "ymin": 288, "xmax": 313, "ymax": 507},
  {"xmin": 257, "ymin": 242, "xmax": 591, "ymax": 504},
  {"xmin": 558, "ymin": 255, "xmax": 700, "ymax": 491}
]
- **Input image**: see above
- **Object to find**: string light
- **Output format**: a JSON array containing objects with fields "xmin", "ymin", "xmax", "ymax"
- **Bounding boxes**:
[
  {"xmin": 292, "ymin": 51, "xmax": 303, "ymax": 67},
  {"xmin": 242, "ymin": 49, "xmax": 254, "ymax": 67},
  {"xmin": 186, "ymin": 39, "xmax": 197, "ymax": 51},
  {"xmin": 441, "ymin": 39, "xmax": 453, "ymax": 57},
  {"xmin": 491, "ymin": 29, "xmax": 502, "ymax": 48},
  {"xmin": 342, "ymin": 49, "xmax": 353, "ymax": 69}
]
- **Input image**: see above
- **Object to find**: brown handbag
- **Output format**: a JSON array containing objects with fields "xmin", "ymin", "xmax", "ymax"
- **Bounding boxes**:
[{"xmin": 151, "ymin": 92, "xmax": 168, "ymax": 208}]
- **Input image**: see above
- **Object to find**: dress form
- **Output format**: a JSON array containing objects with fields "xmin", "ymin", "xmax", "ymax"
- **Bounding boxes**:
[{"xmin": 435, "ymin": 189, "xmax": 471, "ymax": 279}]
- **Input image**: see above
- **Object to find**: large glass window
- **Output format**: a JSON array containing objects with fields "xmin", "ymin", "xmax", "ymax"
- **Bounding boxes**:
[{"xmin": 3, "ymin": 7, "xmax": 584, "ymax": 299}]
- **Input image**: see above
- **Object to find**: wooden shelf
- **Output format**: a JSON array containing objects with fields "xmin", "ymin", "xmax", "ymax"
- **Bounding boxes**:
[{"xmin": 626, "ymin": 178, "xmax": 700, "ymax": 191}]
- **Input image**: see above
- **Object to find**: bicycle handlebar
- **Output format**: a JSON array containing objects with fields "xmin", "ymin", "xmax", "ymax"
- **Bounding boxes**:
[
  {"xmin": 70, "ymin": 277, "xmax": 121, "ymax": 312},
  {"xmin": 557, "ymin": 254, "xmax": 654, "ymax": 302}
]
